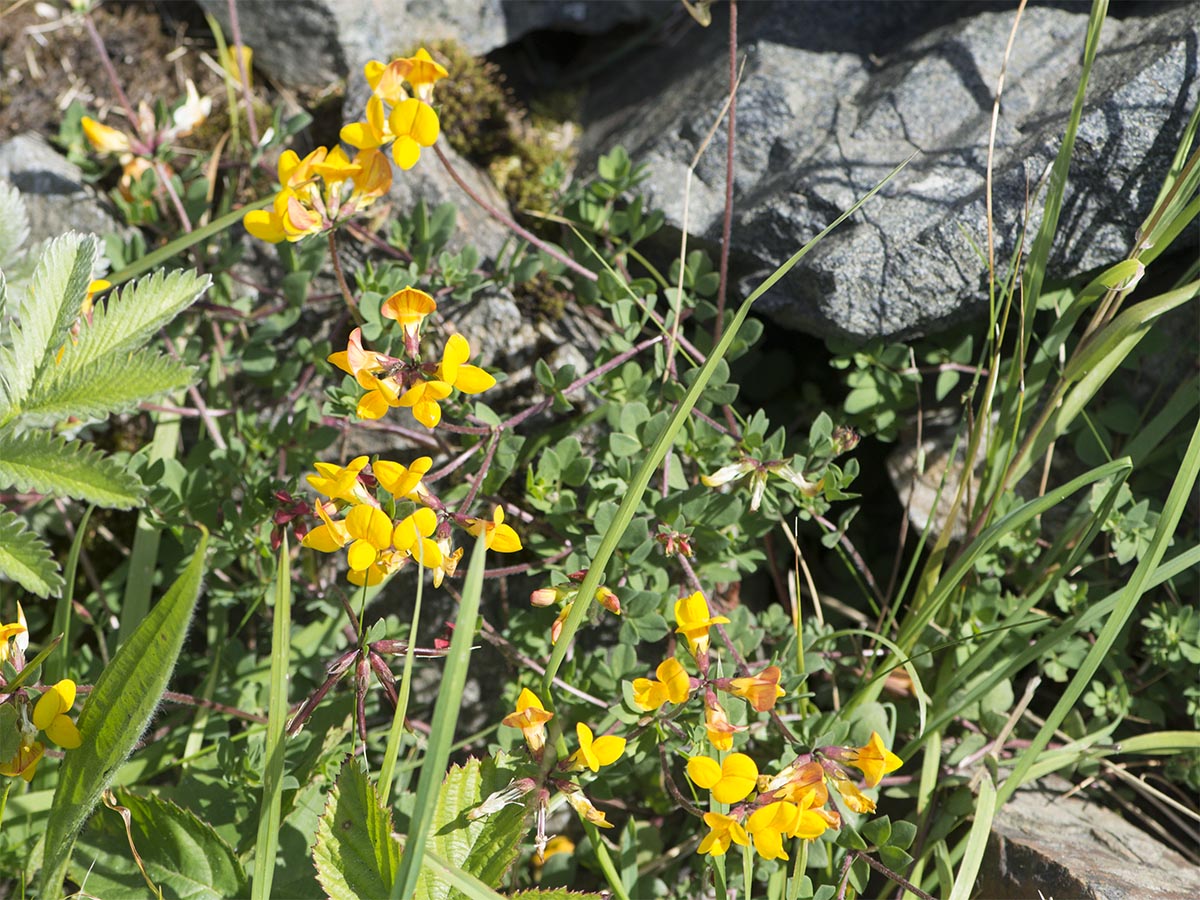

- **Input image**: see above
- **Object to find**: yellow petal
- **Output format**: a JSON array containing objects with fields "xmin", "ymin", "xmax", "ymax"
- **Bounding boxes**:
[
  {"xmin": 301, "ymin": 522, "xmax": 349, "ymax": 552},
  {"xmin": 346, "ymin": 538, "xmax": 379, "ymax": 572},
  {"xmin": 45, "ymin": 714, "xmax": 82, "ymax": 750},
  {"xmin": 488, "ymin": 524, "xmax": 522, "ymax": 553},
  {"xmin": 357, "ymin": 389, "xmax": 391, "ymax": 420},
  {"xmin": 243, "ymin": 209, "xmax": 285, "ymax": 243},
  {"xmin": 392, "ymin": 136, "xmax": 421, "ymax": 170},
  {"xmin": 390, "ymin": 98, "xmax": 440, "ymax": 146},
  {"xmin": 453, "ymin": 365, "xmax": 496, "ymax": 394},
  {"xmin": 591, "ymin": 734, "xmax": 626, "ymax": 766},
  {"xmin": 687, "ymin": 756, "xmax": 722, "ymax": 790},
  {"xmin": 340, "ymin": 120, "xmax": 382, "ymax": 150},
  {"xmin": 346, "ymin": 505, "xmax": 393, "ymax": 549}
]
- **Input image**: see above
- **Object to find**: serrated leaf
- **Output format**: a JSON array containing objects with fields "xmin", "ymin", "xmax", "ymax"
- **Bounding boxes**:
[
  {"xmin": 72, "ymin": 789, "xmax": 247, "ymax": 899},
  {"xmin": 0, "ymin": 181, "xmax": 30, "ymax": 272},
  {"xmin": 60, "ymin": 268, "xmax": 210, "ymax": 372},
  {"xmin": 0, "ymin": 505, "xmax": 64, "ymax": 597},
  {"xmin": 509, "ymin": 892, "xmax": 606, "ymax": 900},
  {"xmin": 415, "ymin": 756, "xmax": 527, "ymax": 900},
  {"xmin": 0, "ymin": 431, "xmax": 144, "ymax": 507},
  {"xmin": 21, "ymin": 349, "xmax": 194, "ymax": 423},
  {"xmin": 39, "ymin": 531, "xmax": 209, "ymax": 895},
  {"xmin": 313, "ymin": 758, "xmax": 401, "ymax": 900},
  {"xmin": 12, "ymin": 233, "xmax": 97, "ymax": 406}
]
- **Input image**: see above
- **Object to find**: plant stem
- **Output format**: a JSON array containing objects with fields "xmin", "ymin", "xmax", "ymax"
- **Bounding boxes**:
[
  {"xmin": 327, "ymin": 230, "xmax": 364, "ymax": 324},
  {"xmin": 715, "ymin": 0, "xmax": 738, "ymax": 341},
  {"xmin": 226, "ymin": 0, "xmax": 260, "ymax": 147}
]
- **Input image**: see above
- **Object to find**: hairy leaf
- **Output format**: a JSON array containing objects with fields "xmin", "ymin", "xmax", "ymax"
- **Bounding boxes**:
[
  {"xmin": 60, "ymin": 268, "xmax": 210, "ymax": 371},
  {"xmin": 21, "ymin": 349, "xmax": 193, "ymax": 423},
  {"xmin": 0, "ymin": 505, "xmax": 64, "ymax": 597},
  {"xmin": 72, "ymin": 789, "xmax": 247, "ymax": 899},
  {"xmin": 0, "ymin": 431, "xmax": 144, "ymax": 508},
  {"xmin": 313, "ymin": 757, "xmax": 401, "ymax": 900},
  {"xmin": 0, "ymin": 181, "xmax": 30, "ymax": 273},
  {"xmin": 11, "ymin": 233, "xmax": 97, "ymax": 408},
  {"xmin": 39, "ymin": 531, "xmax": 208, "ymax": 895},
  {"xmin": 416, "ymin": 756, "xmax": 527, "ymax": 900}
]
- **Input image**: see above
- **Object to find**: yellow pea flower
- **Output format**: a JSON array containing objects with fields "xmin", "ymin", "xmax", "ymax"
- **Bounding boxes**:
[
  {"xmin": 436, "ymin": 333, "xmax": 496, "ymax": 395},
  {"xmin": 381, "ymin": 286, "xmax": 437, "ymax": 349},
  {"xmin": 394, "ymin": 377, "xmax": 454, "ymax": 428},
  {"xmin": 686, "ymin": 752, "xmax": 758, "ymax": 804},
  {"xmin": 306, "ymin": 455, "xmax": 371, "ymax": 504},
  {"xmin": 696, "ymin": 811, "xmax": 749, "ymax": 856},
  {"xmin": 81, "ymin": 116, "xmax": 132, "ymax": 154},
  {"xmin": 463, "ymin": 505, "xmax": 522, "ymax": 553},
  {"xmin": 301, "ymin": 501, "xmax": 350, "ymax": 554},
  {"xmin": 830, "ymin": 770, "xmax": 876, "ymax": 814},
  {"xmin": 566, "ymin": 722, "xmax": 626, "ymax": 773},
  {"xmin": 372, "ymin": 456, "xmax": 432, "ymax": 501},
  {"xmin": 631, "ymin": 658, "xmax": 692, "ymax": 712},
  {"xmin": 501, "ymin": 688, "xmax": 553, "ymax": 754},
  {"xmin": 563, "ymin": 789, "xmax": 614, "ymax": 828},
  {"xmin": 704, "ymin": 701, "xmax": 747, "ymax": 752},
  {"xmin": 746, "ymin": 801, "xmax": 799, "ymax": 861},
  {"xmin": 727, "ymin": 665, "xmax": 786, "ymax": 712},
  {"xmin": 392, "ymin": 507, "xmax": 443, "ymax": 569},
  {"xmin": 841, "ymin": 731, "xmax": 903, "ymax": 787},
  {"xmin": 33, "ymin": 680, "xmax": 82, "ymax": 750},
  {"xmin": 344, "ymin": 504, "xmax": 394, "ymax": 572},
  {"xmin": 0, "ymin": 602, "xmax": 29, "ymax": 666},
  {"xmin": 674, "ymin": 591, "xmax": 729, "ymax": 658}
]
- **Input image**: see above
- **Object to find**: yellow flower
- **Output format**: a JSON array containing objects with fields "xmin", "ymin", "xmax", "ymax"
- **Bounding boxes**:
[
  {"xmin": 349, "ymin": 147, "xmax": 392, "ymax": 207},
  {"xmin": 301, "ymin": 501, "xmax": 350, "ymax": 553},
  {"xmin": 842, "ymin": 731, "xmax": 903, "ymax": 787},
  {"xmin": 218, "ymin": 44, "xmax": 253, "ymax": 88},
  {"xmin": 392, "ymin": 507, "xmax": 443, "ymax": 569},
  {"xmin": 429, "ymin": 537, "xmax": 463, "ymax": 589},
  {"xmin": 704, "ymin": 701, "xmax": 747, "ymax": 752},
  {"xmin": 727, "ymin": 665, "xmax": 785, "ymax": 712},
  {"xmin": 533, "ymin": 834, "xmax": 575, "ymax": 868},
  {"xmin": 381, "ymin": 286, "xmax": 437, "ymax": 348},
  {"xmin": 501, "ymin": 688, "xmax": 553, "ymax": 754},
  {"xmin": 631, "ymin": 658, "xmax": 692, "ymax": 712},
  {"xmin": 33, "ymin": 680, "xmax": 82, "ymax": 750},
  {"xmin": 306, "ymin": 455, "xmax": 371, "ymax": 504},
  {"xmin": 563, "ymin": 789, "xmax": 613, "ymax": 828},
  {"xmin": 674, "ymin": 591, "xmax": 729, "ymax": 658},
  {"xmin": 328, "ymin": 328, "xmax": 404, "ymax": 420},
  {"xmin": 766, "ymin": 759, "xmax": 829, "ymax": 807},
  {"xmin": 372, "ymin": 456, "xmax": 432, "ymax": 501},
  {"xmin": 344, "ymin": 504, "xmax": 394, "ymax": 572},
  {"xmin": 436, "ymin": 333, "xmax": 496, "ymax": 395},
  {"xmin": 388, "ymin": 98, "xmax": 440, "ymax": 169},
  {"xmin": 696, "ymin": 811, "xmax": 749, "ymax": 856},
  {"xmin": 566, "ymin": 723, "xmax": 626, "ymax": 773},
  {"xmin": 81, "ymin": 116, "xmax": 132, "ymax": 154},
  {"xmin": 463, "ymin": 505, "xmax": 522, "ymax": 553},
  {"xmin": 746, "ymin": 801, "xmax": 799, "ymax": 861},
  {"xmin": 394, "ymin": 377, "xmax": 454, "ymax": 428},
  {"xmin": 686, "ymin": 752, "xmax": 758, "ymax": 804},
  {"xmin": 830, "ymin": 770, "xmax": 876, "ymax": 814},
  {"xmin": 0, "ymin": 602, "xmax": 29, "ymax": 666}
]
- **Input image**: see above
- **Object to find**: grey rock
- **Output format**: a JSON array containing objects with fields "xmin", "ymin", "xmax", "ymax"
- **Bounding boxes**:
[
  {"xmin": 582, "ymin": 2, "xmax": 1200, "ymax": 340},
  {"xmin": 0, "ymin": 133, "xmax": 128, "ymax": 246},
  {"xmin": 980, "ymin": 776, "xmax": 1200, "ymax": 899},
  {"xmin": 199, "ymin": 0, "xmax": 659, "ymax": 91}
]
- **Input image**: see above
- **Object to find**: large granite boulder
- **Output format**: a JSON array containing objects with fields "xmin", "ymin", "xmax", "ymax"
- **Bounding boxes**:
[
  {"xmin": 197, "ymin": 0, "xmax": 663, "ymax": 90},
  {"xmin": 581, "ymin": 1, "xmax": 1199, "ymax": 339}
]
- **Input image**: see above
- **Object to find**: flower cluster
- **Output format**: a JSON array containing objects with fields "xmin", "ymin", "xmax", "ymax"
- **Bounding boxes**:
[
  {"xmin": 81, "ymin": 80, "xmax": 211, "ymax": 198},
  {"xmin": 530, "ymin": 569, "xmax": 622, "ymax": 644},
  {"xmin": 299, "ymin": 453, "xmax": 520, "ymax": 586},
  {"xmin": 1, "ymin": 606, "xmax": 83, "ymax": 782},
  {"xmin": 242, "ymin": 47, "xmax": 446, "ymax": 245},
  {"xmin": 482, "ymin": 688, "xmax": 627, "ymax": 855},
  {"xmin": 630, "ymin": 591, "xmax": 785, "ymax": 751},
  {"xmin": 688, "ymin": 733, "xmax": 902, "ymax": 860}
]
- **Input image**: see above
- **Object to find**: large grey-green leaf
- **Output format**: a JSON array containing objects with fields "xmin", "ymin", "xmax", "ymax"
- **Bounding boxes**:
[
  {"xmin": 0, "ymin": 431, "xmax": 144, "ymax": 507},
  {"xmin": 57, "ymin": 268, "xmax": 210, "ymax": 371},
  {"xmin": 313, "ymin": 757, "xmax": 401, "ymax": 900},
  {"xmin": 21, "ymin": 348, "xmax": 194, "ymax": 423},
  {"xmin": 71, "ymin": 789, "xmax": 247, "ymax": 899},
  {"xmin": 38, "ymin": 530, "xmax": 209, "ymax": 895},
  {"xmin": 415, "ymin": 756, "xmax": 527, "ymax": 900},
  {"xmin": 0, "ymin": 505, "xmax": 64, "ymax": 597}
]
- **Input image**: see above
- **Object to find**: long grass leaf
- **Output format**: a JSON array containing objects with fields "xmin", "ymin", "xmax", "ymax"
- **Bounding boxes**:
[
  {"xmin": 998, "ymin": 418, "xmax": 1200, "ymax": 804},
  {"xmin": 46, "ymin": 505, "xmax": 93, "ymax": 684},
  {"xmin": 947, "ymin": 771, "xmax": 995, "ymax": 900},
  {"xmin": 390, "ymin": 531, "xmax": 488, "ymax": 899},
  {"xmin": 251, "ymin": 535, "xmax": 291, "ymax": 899}
]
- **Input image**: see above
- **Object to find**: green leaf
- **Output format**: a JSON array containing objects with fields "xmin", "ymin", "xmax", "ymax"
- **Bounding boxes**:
[
  {"xmin": 861, "ymin": 815, "xmax": 891, "ymax": 847},
  {"xmin": 415, "ymin": 757, "xmax": 527, "ymax": 900},
  {"xmin": 0, "ymin": 181, "xmax": 30, "ymax": 271},
  {"xmin": 1, "ymin": 233, "xmax": 96, "ymax": 419},
  {"xmin": 38, "ymin": 529, "xmax": 209, "ymax": 895},
  {"xmin": 888, "ymin": 819, "xmax": 917, "ymax": 851},
  {"xmin": 509, "ymin": 891, "xmax": 606, "ymax": 900},
  {"xmin": 391, "ymin": 531, "xmax": 489, "ymax": 898},
  {"xmin": 0, "ymin": 505, "xmax": 64, "ymax": 597},
  {"xmin": 57, "ymin": 268, "xmax": 210, "ymax": 372},
  {"xmin": 71, "ymin": 789, "xmax": 247, "ymax": 899},
  {"xmin": 313, "ymin": 757, "xmax": 401, "ymax": 900},
  {"xmin": 948, "ymin": 771, "xmax": 996, "ymax": 900},
  {"xmin": 0, "ymin": 431, "xmax": 144, "ymax": 508},
  {"xmin": 251, "ymin": 537, "xmax": 292, "ymax": 900},
  {"xmin": 21, "ymin": 348, "xmax": 194, "ymax": 423}
]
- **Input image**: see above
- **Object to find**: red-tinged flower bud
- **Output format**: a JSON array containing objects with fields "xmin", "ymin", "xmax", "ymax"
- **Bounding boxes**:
[
  {"xmin": 568, "ymin": 569, "xmax": 588, "ymax": 583},
  {"xmin": 832, "ymin": 425, "xmax": 860, "ymax": 455},
  {"xmin": 530, "ymin": 587, "xmax": 560, "ymax": 607},
  {"xmin": 594, "ymin": 586, "xmax": 621, "ymax": 616}
]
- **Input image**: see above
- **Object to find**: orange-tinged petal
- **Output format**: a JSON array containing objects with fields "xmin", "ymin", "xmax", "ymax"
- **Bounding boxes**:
[
  {"xmin": 81, "ymin": 116, "xmax": 131, "ymax": 154},
  {"xmin": 381, "ymin": 286, "xmax": 437, "ymax": 331},
  {"xmin": 0, "ymin": 740, "xmax": 44, "ymax": 782}
]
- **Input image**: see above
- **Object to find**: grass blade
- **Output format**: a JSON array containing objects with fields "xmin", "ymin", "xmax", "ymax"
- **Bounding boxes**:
[
  {"xmin": 45, "ymin": 504, "xmax": 93, "ymax": 684},
  {"xmin": 947, "ymin": 771, "xmax": 995, "ymax": 900},
  {"xmin": 251, "ymin": 535, "xmax": 292, "ymax": 899},
  {"xmin": 390, "ymin": 531, "xmax": 488, "ymax": 899}
]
